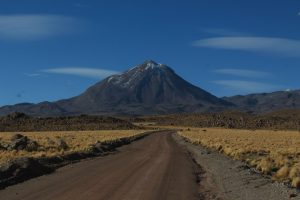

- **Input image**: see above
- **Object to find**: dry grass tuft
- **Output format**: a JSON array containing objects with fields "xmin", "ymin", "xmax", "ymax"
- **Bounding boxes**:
[
  {"xmin": 289, "ymin": 166, "xmax": 300, "ymax": 179},
  {"xmin": 0, "ymin": 130, "xmax": 146, "ymax": 165},
  {"xmin": 292, "ymin": 177, "xmax": 300, "ymax": 189},
  {"xmin": 178, "ymin": 128, "xmax": 300, "ymax": 188},
  {"xmin": 256, "ymin": 158, "xmax": 274, "ymax": 175},
  {"xmin": 274, "ymin": 166, "xmax": 290, "ymax": 180}
]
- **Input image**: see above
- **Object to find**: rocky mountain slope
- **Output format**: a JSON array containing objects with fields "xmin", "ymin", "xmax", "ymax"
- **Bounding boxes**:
[{"xmin": 223, "ymin": 90, "xmax": 300, "ymax": 113}]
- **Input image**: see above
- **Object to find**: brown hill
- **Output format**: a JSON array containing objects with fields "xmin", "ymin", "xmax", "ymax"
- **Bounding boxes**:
[
  {"xmin": 134, "ymin": 109, "xmax": 300, "ymax": 130},
  {"xmin": 0, "ymin": 112, "xmax": 136, "ymax": 132}
]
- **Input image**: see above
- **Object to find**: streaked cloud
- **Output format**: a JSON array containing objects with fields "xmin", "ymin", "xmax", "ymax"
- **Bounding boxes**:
[
  {"xmin": 193, "ymin": 37, "xmax": 300, "ymax": 57},
  {"xmin": 212, "ymin": 80, "xmax": 282, "ymax": 93},
  {"xmin": 0, "ymin": 14, "xmax": 81, "ymax": 40},
  {"xmin": 213, "ymin": 69, "xmax": 271, "ymax": 78},
  {"xmin": 42, "ymin": 67, "xmax": 119, "ymax": 79},
  {"xmin": 24, "ymin": 73, "xmax": 42, "ymax": 77},
  {"xmin": 200, "ymin": 28, "xmax": 250, "ymax": 36}
]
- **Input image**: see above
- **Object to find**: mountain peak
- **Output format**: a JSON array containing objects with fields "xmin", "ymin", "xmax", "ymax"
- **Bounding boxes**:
[
  {"xmin": 141, "ymin": 60, "xmax": 166, "ymax": 70},
  {"xmin": 143, "ymin": 60, "xmax": 158, "ymax": 65},
  {"xmin": 105, "ymin": 60, "xmax": 170, "ymax": 89},
  {"xmin": 124, "ymin": 60, "xmax": 168, "ymax": 74}
]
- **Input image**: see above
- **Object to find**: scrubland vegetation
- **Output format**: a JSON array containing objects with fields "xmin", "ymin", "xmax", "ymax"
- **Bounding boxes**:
[
  {"xmin": 178, "ymin": 128, "xmax": 300, "ymax": 188},
  {"xmin": 0, "ymin": 113, "xmax": 137, "ymax": 132},
  {"xmin": 0, "ymin": 130, "xmax": 146, "ymax": 165},
  {"xmin": 133, "ymin": 110, "xmax": 300, "ymax": 130}
]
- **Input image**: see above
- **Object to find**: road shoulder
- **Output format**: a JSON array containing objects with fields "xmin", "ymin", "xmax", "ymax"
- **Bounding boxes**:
[{"xmin": 172, "ymin": 133, "xmax": 299, "ymax": 200}]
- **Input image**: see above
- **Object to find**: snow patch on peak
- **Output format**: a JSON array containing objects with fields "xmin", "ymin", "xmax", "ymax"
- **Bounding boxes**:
[
  {"xmin": 128, "ymin": 65, "xmax": 139, "ymax": 72},
  {"xmin": 107, "ymin": 76, "xmax": 114, "ymax": 83},
  {"xmin": 145, "ymin": 62, "xmax": 164, "ymax": 70},
  {"xmin": 145, "ymin": 62, "xmax": 157, "ymax": 70},
  {"xmin": 106, "ymin": 61, "xmax": 170, "ymax": 89}
]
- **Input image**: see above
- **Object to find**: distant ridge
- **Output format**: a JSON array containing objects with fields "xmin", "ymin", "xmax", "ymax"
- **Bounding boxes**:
[{"xmin": 223, "ymin": 90, "xmax": 300, "ymax": 113}]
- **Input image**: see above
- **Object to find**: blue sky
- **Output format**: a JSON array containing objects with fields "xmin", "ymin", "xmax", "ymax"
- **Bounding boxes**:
[{"xmin": 1, "ymin": 0, "xmax": 300, "ymax": 106}]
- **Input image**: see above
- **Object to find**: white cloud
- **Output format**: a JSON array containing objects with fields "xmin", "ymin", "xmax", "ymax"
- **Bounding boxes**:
[
  {"xmin": 212, "ymin": 80, "xmax": 282, "ymax": 93},
  {"xmin": 0, "ymin": 14, "xmax": 80, "ymax": 40},
  {"xmin": 213, "ymin": 69, "xmax": 271, "ymax": 78},
  {"xmin": 24, "ymin": 73, "xmax": 41, "ymax": 77},
  {"xmin": 193, "ymin": 37, "xmax": 300, "ymax": 57},
  {"xmin": 42, "ymin": 67, "xmax": 119, "ymax": 79},
  {"xmin": 200, "ymin": 28, "xmax": 250, "ymax": 36}
]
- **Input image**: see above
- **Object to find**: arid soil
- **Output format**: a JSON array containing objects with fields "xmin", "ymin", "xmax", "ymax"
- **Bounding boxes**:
[{"xmin": 0, "ymin": 132, "xmax": 200, "ymax": 200}]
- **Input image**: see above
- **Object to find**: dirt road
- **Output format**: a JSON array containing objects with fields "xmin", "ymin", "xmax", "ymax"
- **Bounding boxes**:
[{"xmin": 0, "ymin": 132, "xmax": 200, "ymax": 200}]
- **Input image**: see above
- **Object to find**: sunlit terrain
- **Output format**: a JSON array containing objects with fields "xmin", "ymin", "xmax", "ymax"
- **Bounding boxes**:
[{"xmin": 179, "ymin": 128, "xmax": 300, "ymax": 188}]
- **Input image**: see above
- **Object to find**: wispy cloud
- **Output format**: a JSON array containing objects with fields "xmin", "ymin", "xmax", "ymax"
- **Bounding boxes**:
[
  {"xmin": 42, "ymin": 67, "xmax": 119, "ymax": 79},
  {"xmin": 200, "ymin": 28, "xmax": 250, "ymax": 36},
  {"xmin": 24, "ymin": 73, "xmax": 42, "ymax": 77},
  {"xmin": 213, "ymin": 69, "xmax": 271, "ymax": 78},
  {"xmin": 212, "ymin": 80, "xmax": 282, "ymax": 93},
  {"xmin": 193, "ymin": 37, "xmax": 300, "ymax": 57},
  {"xmin": 0, "ymin": 14, "xmax": 81, "ymax": 40}
]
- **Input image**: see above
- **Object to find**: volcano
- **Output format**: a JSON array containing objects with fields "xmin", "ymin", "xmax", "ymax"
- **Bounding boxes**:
[{"xmin": 0, "ymin": 60, "xmax": 232, "ymax": 116}]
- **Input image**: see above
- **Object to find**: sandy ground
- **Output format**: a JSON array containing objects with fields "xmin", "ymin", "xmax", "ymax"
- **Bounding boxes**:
[
  {"xmin": 0, "ymin": 131, "xmax": 200, "ymax": 200},
  {"xmin": 173, "ymin": 134, "xmax": 300, "ymax": 200}
]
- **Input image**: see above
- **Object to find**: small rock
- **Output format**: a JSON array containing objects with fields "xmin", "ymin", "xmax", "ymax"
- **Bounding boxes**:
[
  {"xmin": 10, "ymin": 134, "xmax": 25, "ymax": 142},
  {"xmin": 88, "ymin": 142, "xmax": 107, "ymax": 153},
  {"xmin": 26, "ymin": 141, "xmax": 39, "ymax": 152},
  {"xmin": 9, "ymin": 134, "xmax": 28, "ymax": 151},
  {"xmin": 0, "ymin": 143, "xmax": 7, "ymax": 150},
  {"xmin": 7, "ymin": 134, "xmax": 39, "ymax": 152},
  {"xmin": 94, "ymin": 142, "xmax": 104, "ymax": 152},
  {"xmin": 56, "ymin": 139, "xmax": 68, "ymax": 150},
  {"xmin": 0, "ymin": 157, "xmax": 53, "ymax": 182}
]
